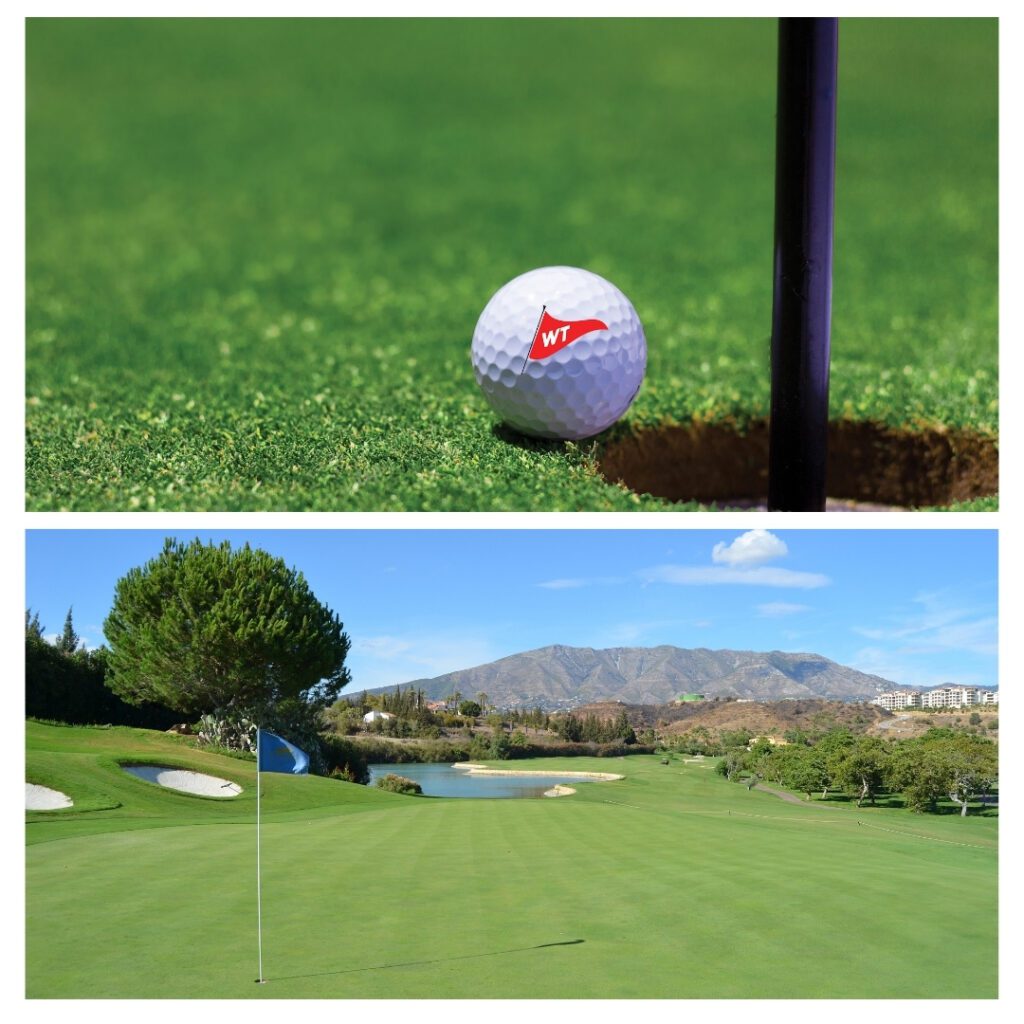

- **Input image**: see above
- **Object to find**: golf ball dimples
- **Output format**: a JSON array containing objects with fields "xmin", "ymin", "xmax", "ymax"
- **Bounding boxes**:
[{"xmin": 471, "ymin": 266, "xmax": 646, "ymax": 440}]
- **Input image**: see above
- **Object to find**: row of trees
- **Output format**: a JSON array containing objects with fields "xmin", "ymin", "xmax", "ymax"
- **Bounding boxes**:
[
  {"xmin": 26, "ymin": 610, "xmax": 179, "ymax": 729},
  {"xmin": 718, "ymin": 728, "xmax": 997, "ymax": 816},
  {"xmin": 328, "ymin": 687, "xmax": 558, "ymax": 740},
  {"xmin": 554, "ymin": 710, "xmax": 637, "ymax": 745}
]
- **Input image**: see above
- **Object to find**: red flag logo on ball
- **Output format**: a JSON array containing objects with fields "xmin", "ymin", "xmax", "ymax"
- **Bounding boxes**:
[{"xmin": 527, "ymin": 308, "xmax": 608, "ymax": 360}]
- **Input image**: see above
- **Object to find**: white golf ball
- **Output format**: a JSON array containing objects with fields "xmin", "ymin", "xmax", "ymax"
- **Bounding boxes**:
[{"xmin": 470, "ymin": 266, "xmax": 647, "ymax": 440}]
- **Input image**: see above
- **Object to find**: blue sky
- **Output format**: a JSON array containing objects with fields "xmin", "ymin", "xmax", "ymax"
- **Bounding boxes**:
[{"xmin": 25, "ymin": 529, "xmax": 997, "ymax": 692}]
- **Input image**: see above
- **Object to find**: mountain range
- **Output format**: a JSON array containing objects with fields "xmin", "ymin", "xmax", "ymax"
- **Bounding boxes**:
[{"xmin": 354, "ymin": 644, "xmax": 899, "ymax": 709}]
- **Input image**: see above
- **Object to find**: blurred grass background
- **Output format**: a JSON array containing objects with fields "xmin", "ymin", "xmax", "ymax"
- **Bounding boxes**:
[{"xmin": 26, "ymin": 18, "xmax": 997, "ymax": 510}]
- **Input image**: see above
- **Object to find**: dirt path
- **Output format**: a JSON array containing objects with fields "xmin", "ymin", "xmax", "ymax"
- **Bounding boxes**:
[{"xmin": 751, "ymin": 782, "xmax": 828, "ymax": 807}]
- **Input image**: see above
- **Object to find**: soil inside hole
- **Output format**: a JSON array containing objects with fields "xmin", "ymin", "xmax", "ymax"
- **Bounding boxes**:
[{"xmin": 598, "ymin": 420, "xmax": 998, "ymax": 509}]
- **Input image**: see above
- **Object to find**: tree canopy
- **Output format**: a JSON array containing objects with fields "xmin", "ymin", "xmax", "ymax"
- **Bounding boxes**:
[{"xmin": 104, "ymin": 538, "xmax": 351, "ymax": 716}]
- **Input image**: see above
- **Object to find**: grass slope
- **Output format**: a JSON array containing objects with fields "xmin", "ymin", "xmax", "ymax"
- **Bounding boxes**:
[
  {"xmin": 26, "ymin": 18, "xmax": 997, "ymax": 510},
  {"xmin": 26, "ymin": 722, "xmax": 997, "ymax": 998}
]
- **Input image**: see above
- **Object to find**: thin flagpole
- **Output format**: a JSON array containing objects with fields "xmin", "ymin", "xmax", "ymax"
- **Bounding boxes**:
[{"xmin": 256, "ymin": 727, "xmax": 265, "ymax": 984}]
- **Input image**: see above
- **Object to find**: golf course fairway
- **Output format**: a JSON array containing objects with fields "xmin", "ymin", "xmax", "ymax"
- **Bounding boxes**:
[{"xmin": 26, "ymin": 722, "xmax": 997, "ymax": 998}]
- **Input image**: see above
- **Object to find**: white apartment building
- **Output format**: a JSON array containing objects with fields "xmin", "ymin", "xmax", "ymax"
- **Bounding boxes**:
[
  {"xmin": 872, "ymin": 686, "xmax": 998, "ymax": 710},
  {"xmin": 872, "ymin": 691, "xmax": 921, "ymax": 710}
]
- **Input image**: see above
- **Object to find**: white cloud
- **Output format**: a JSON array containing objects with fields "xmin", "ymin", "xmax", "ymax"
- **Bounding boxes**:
[
  {"xmin": 852, "ymin": 591, "xmax": 996, "ymax": 657},
  {"xmin": 640, "ymin": 565, "xmax": 829, "ymax": 589},
  {"xmin": 757, "ymin": 602, "xmax": 812, "ymax": 618},
  {"xmin": 537, "ymin": 576, "xmax": 624, "ymax": 590},
  {"xmin": 712, "ymin": 530, "xmax": 788, "ymax": 567}
]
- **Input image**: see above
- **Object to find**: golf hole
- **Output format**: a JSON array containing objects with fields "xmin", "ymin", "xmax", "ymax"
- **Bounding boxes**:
[
  {"xmin": 121, "ymin": 764, "xmax": 243, "ymax": 798},
  {"xmin": 599, "ymin": 420, "xmax": 998, "ymax": 509}
]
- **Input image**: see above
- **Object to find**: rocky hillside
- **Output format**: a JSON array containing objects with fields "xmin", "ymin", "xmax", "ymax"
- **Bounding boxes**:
[
  {"xmin": 355, "ymin": 644, "xmax": 898, "ymax": 708},
  {"xmin": 572, "ymin": 699, "xmax": 998, "ymax": 743},
  {"xmin": 574, "ymin": 698, "xmax": 893, "ymax": 738}
]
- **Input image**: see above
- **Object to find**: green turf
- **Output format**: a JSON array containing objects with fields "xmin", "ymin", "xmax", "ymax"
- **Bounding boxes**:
[
  {"xmin": 26, "ymin": 722, "xmax": 997, "ymax": 998},
  {"xmin": 26, "ymin": 18, "xmax": 997, "ymax": 511}
]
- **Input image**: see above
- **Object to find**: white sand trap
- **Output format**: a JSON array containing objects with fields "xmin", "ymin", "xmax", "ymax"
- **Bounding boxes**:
[
  {"xmin": 543, "ymin": 784, "xmax": 576, "ymax": 798},
  {"xmin": 26, "ymin": 783, "xmax": 73, "ymax": 810},
  {"xmin": 122, "ymin": 764, "xmax": 242, "ymax": 798}
]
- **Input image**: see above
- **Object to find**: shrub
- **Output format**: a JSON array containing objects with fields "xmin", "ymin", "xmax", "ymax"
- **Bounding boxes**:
[
  {"xmin": 322, "ymin": 703, "xmax": 363, "ymax": 735},
  {"xmin": 196, "ymin": 712, "xmax": 257, "ymax": 752},
  {"xmin": 318, "ymin": 733, "xmax": 371, "ymax": 784},
  {"xmin": 489, "ymin": 729, "xmax": 511, "ymax": 759},
  {"xmin": 374, "ymin": 773, "xmax": 422, "ymax": 795},
  {"xmin": 341, "ymin": 737, "xmax": 471, "ymax": 767}
]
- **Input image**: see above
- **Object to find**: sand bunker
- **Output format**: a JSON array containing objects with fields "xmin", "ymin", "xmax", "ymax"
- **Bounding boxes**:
[
  {"xmin": 454, "ymin": 763, "xmax": 623, "ymax": 782},
  {"xmin": 121, "ymin": 764, "xmax": 242, "ymax": 798},
  {"xmin": 543, "ymin": 784, "xmax": 576, "ymax": 798},
  {"xmin": 26, "ymin": 783, "xmax": 73, "ymax": 810}
]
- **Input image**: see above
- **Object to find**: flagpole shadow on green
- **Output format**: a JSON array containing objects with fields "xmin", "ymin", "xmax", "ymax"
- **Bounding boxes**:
[{"xmin": 262, "ymin": 939, "xmax": 586, "ymax": 984}]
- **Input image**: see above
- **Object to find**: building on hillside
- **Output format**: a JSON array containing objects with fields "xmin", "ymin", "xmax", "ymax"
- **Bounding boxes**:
[
  {"xmin": 919, "ymin": 687, "xmax": 960, "ymax": 708},
  {"xmin": 747, "ymin": 735, "xmax": 789, "ymax": 749},
  {"xmin": 920, "ymin": 686, "xmax": 990, "ymax": 708},
  {"xmin": 363, "ymin": 710, "xmax": 396, "ymax": 724},
  {"xmin": 871, "ymin": 690, "xmax": 922, "ymax": 711},
  {"xmin": 674, "ymin": 693, "xmax": 705, "ymax": 703},
  {"xmin": 873, "ymin": 687, "xmax": 998, "ymax": 710}
]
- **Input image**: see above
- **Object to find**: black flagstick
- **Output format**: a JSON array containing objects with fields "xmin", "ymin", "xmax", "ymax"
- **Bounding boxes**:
[{"xmin": 767, "ymin": 18, "xmax": 839, "ymax": 512}]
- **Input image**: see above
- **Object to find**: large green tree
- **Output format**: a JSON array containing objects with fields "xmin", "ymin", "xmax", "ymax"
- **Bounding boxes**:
[
  {"xmin": 784, "ymin": 751, "xmax": 831, "ymax": 802},
  {"xmin": 942, "ymin": 737, "xmax": 998, "ymax": 816},
  {"xmin": 104, "ymin": 538, "xmax": 351, "ymax": 716},
  {"xmin": 833, "ymin": 737, "xmax": 889, "ymax": 807},
  {"xmin": 885, "ymin": 744, "xmax": 950, "ymax": 813}
]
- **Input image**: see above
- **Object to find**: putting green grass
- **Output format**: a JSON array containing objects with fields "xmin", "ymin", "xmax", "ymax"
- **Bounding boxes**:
[
  {"xmin": 27, "ymin": 722, "xmax": 997, "ymax": 998},
  {"xmin": 26, "ymin": 18, "xmax": 996, "ymax": 510}
]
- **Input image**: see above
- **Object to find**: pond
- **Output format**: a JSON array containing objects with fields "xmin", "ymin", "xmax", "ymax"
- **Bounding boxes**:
[{"xmin": 366, "ymin": 762, "xmax": 612, "ymax": 799}]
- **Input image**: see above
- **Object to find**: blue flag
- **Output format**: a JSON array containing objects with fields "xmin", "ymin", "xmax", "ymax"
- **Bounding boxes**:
[{"xmin": 257, "ymin": 729, "xmax": 309, "ymax": 775}]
